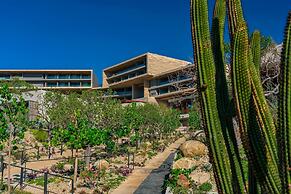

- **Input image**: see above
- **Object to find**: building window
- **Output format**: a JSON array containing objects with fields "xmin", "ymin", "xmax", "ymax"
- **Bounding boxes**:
[
  {"xmin": 59, "ymin": 74, "xmax": 70, "ymax": 79},
  {"xmin": 81, "ymin": 75, "xmax": 91, "ymax": 79},
  {"xmin": 47, "ymin": 74, "xmax": 58, "ymax": 79},
  {"xmin": 47, "ymin": 82, "xmax": 58, "ymax": 87},
  {"xmin": 70, "ymin": 82, "xmax": 81, "ymax": 87},
  {"xmin": 23, "ymin": 73, "xmax": 44, "ymax": 78},
  {"xmin": 59, "ymin": 82, "xmax": 69, "ymax": 87},
  {"xmin": 70, "ymin": 74, "xmax": 81, "ymax": 79},
  {"xmin": 0, "ymin": 74, "xmax": 11, "ymax": 80},
  {"xmin": 82, "ymin": 82, "xmax": 91, "ymax": 87}
]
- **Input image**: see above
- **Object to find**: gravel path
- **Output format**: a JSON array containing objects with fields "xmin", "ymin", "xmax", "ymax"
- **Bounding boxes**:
[{"xmin": 111, "ymin": 137, "xmax": 186, "ymax": 194}]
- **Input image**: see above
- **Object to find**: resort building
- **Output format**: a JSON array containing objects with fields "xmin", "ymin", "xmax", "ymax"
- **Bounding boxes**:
[
  {"xmin": 0, "ymin": 69, "xmax": 98, "ymax": 89},
  {"xmin": 102, "ymin": 52, "xmax": 195, "ymax": 111},
  {"xmin": 0, "ymin": 53, "xmax": 197, "ymax": 117}
]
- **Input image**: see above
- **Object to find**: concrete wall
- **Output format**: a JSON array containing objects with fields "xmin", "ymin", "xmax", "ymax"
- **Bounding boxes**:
[{"xmin": 147, "ymin": 53, "xmax": 189, "ymax": 76}]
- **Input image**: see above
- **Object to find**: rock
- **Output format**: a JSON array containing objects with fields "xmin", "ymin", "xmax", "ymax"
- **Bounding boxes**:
[
  {"xmin": 94, "ymin": 159, "xmax": 110, "ymax": 170},
  {"xmin": 190, "ymin": 171, "xmax": 210, "ymax": 185},
  {"xmin": 177, "ymin": 174, "xmax": 190, "ymax": 188},
  {"xmin": 64, "ymin": 164, "xmax": 73, "ymax": 171},
  {"xmin": 173, "ymin": 158, "xmax": 198, "ymax": 169},
  {"xmin": 180, "ymin": 140, "xmax": 207, "ymax": 157}
]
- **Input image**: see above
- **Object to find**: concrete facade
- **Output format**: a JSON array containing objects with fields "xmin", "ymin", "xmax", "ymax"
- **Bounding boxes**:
[
  {"xmin": 102, "ymin": 53, "xmax": 195, "ymax": 110},
  {"xmin": 0, "ymin": 69, "xmax": 98, "ymax": 89}
]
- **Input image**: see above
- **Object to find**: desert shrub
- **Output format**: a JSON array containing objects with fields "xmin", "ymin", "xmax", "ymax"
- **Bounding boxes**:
[
  {"xmin": 12, "ymin": 189, "xmax": 33, "ymax": 194},
  {"xmin": 198, "ymin": 182, "xmax": 212, "ymax": 192},
  {"xmin": 188, "ymin": 107, "xmax": 201, "ymax": 131},
  {"xmin": 31, "ymin": 129, "xmax": 48, "ymax": 143}
]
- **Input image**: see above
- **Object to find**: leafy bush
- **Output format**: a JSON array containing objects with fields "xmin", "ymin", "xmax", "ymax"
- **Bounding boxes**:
[
  {"xmin": 198, "ymin": 182, "xmax": 212, "ymax": 192},
  {"xmin": 31, "ymin": 129, "xmax": 48, "ymax": 143},
  {"xmin": 27, "ymin": 176, "xmax": 59, "ymax": 186},
  {"xmin": 188, "ymin": 107, "xmax": 202, "ymax": 131}
]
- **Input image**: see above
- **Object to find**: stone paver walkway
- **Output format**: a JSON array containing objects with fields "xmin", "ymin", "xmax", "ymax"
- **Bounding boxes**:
[{"xmin": 111, "ymin": 137, "xmax": 186, "ymax": 194}]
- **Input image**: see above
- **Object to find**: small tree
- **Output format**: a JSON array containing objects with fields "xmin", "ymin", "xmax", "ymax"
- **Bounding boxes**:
[{"xmin": 0, "ymin": 84, "xmax": 28, "ymax": 193}]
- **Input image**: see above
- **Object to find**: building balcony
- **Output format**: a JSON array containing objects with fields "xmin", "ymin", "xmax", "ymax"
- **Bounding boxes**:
[
  {"xmin": 149, "ymin": 77, "xmax": 192, "ymax": 90},
  {"xmin": 107, "ymin": 63, "xmax": 146, "ymax": 79}
]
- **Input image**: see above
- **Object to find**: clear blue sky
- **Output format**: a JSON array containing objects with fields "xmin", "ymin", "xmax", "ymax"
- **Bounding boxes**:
[{"xmin": 0, "ymin": 0, "xmax": 289, "ymax": 85}]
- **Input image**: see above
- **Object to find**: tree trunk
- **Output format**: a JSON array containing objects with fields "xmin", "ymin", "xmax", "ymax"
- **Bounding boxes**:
[
  {"xmin": 85, "ymin": 146, "xmax": 91, "ymax": 169},
  {"xmin": 7, "ymin": 124, "xmax": 13, "ymax": 194},
  {"xmin": 73, "ymin": 151, "xmax": 78, "ymax": 190}
]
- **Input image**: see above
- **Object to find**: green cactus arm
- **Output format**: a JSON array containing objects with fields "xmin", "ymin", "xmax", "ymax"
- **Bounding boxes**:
[
  {"xmin": 226, "ymin": 0, "xmax": 244, "ymax": 40},
  {"xmin": 250, "ymin": 31, "xmax": 261, "ymax": 72},
  {"xmin": 278, "ymin": 11, "xmax": 291, "ymax": 194},
  {"xmin": 232, "ymin": 22, "xmax": 281, "ymax": 193},
  {"xmin": 211, "ymin": 0, "xmax": 247, "ymax": 193},
  {"xmin": 190, "ymin": 0, "xmax": 233, "ymax": 193}
]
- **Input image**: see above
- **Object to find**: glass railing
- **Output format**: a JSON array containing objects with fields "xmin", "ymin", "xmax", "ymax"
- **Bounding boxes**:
[
  {"xmin": 109, "ymin": 69, "xmax": 146, "ymax": 84},
  {"xmin": 46, "ymin": 82, "xmax": 58, "ymax": 87},
  {"xmin": 70, "ymin": 75, "xmax": 81, "ymax": 79},
  {"xmin": 59, "ymin": 82, "xmax": 69, "ymax": 87},
  {"xmin": 114, "ymin": 91, "xmax": 132, "ymax": 96},
  {"xmin": 0, "ymin": 75, "xmax": 10, "ymax": 80},
  {"xmin": 47, "ymin": 74, "xmax": 89, "ymax": 80},
  {"xmin": 82, "ymin": 82, "xmax": 91, "ymax": 87},
  {"xmin": 70, "ymin": 82, "xmax": 81, "ymax": 87},
  {"xmin": 47, "ymin": 75, "xmax": 58, "ymax": 79},
  {"xmin": 81, "ymin": 75, "xmax": 91, "ymax": 79},
  {"xmin": 58, "ymin": 75, "xmax": 70, "ymax": 79},
  {"xmin": 108, "ymin": 63, "xmax": 146, "ymax": 78}
]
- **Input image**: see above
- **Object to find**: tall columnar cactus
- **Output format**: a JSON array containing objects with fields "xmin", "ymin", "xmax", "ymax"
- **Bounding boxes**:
[
  {"xmin": 278, "ymin": 11, "xmax": 291, "ymax": 194},
  {"xmin": 190, "ymin": 0, "xmax": 233, "ymax": 193},
  {"xmin": 211, "ymin": 0, "xmax": 247, "ymax": 193},
  {"xmin": 191, "ymin": 0, "xmax": 291, "ymax": 193}
]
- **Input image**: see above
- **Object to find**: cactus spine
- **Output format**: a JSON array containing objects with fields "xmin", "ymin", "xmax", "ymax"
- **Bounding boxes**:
[{"xmin": 278, "ymin": 11, "xmax": 291, "ymax": 194}]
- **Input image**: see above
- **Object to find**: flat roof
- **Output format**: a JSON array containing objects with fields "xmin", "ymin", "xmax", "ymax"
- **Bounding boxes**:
[
  {"xmin": 103, "ymin": 53, "xmax": 148, "ymax": 72},
  {"xmin": 0, "ymin": 69, "xmax": 93, "ymax": 73},
  {"xmin": 103, "ymin": 52, "xmax": 190, "ymax": 72}
]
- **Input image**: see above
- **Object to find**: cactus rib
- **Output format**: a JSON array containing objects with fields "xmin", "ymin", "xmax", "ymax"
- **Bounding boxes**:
[
  {"xmin": 250, "ymin": 31, "xmax": 261, "ymax": 72},
  {"xmin": 278, "ymin": 11, "xmax": 291, "ymax": 194}
]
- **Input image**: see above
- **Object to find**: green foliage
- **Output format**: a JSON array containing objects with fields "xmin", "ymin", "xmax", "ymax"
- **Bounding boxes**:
[
  {"xmin": 188, "ymin": 107, "xmax": 201, "ymax": 131},
  {"xmin": 199, "ymin": 182, "xmax": 212, "ymax": 192},
  {"xmin": 12, "ymin": 189, "xmax": 33, "ymax": 194},
  {"xmin": 43, "ymin": 90, "xmax": 180, "ymax": 157},
  {"xmin": 27, "ymin": 176, "xmax": 60, "ymax": 186},
  {"xmin": 31, "ymin": 129, "xmax": 48, "ymax": 143},
  {"xmin": 0, "ymin": 84, "xmax": 28, "ymax": 149}
]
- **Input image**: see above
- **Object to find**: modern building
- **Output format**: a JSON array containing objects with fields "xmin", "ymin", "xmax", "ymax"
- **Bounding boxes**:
[
  {"xmin": 0, "ymin": 69, "xmax": 98, "ymax": 89},
  {"xmin": 102, "ymin": 52, "xmax": 191, "ymax": 101},
  {"xmin": 0, "ymin": 53, "xmax": 197, "ymax": 115}
]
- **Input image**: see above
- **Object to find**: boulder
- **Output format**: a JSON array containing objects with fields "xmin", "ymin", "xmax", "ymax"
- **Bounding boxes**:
[
  {"xmin": 190, "ymin": 171, "xmax": 210, "ymax": 185},
  {"xmin": 94, "ymin": 159, "xmax": 110, "ymax": 170},
  {"xmin": 177, "ymin": 174, "xmax": 190, "ymax": 188},
  {"xmin": 173, "ymin": 158, "xmax": 198, "ymax": 169},
  {"xmin": 180, "ymin": 140, "xmax": 207, "ymax": 157}
]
